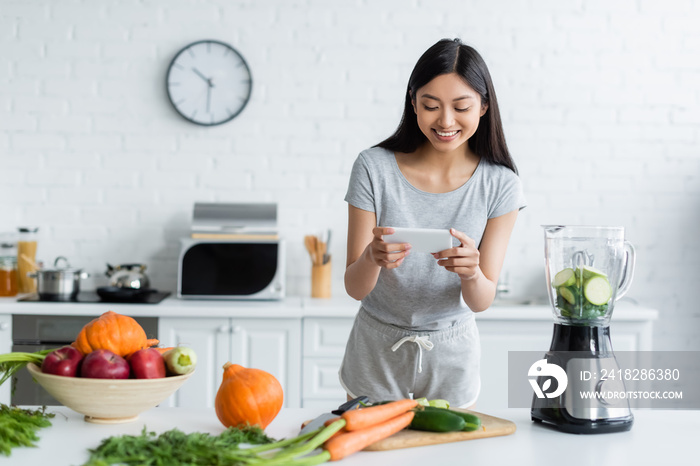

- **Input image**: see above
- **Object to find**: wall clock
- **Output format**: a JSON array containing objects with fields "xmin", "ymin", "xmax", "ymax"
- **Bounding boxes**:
[{"xmin": 166, "ymin": 40, "xmax": 252, "ymax": 126}]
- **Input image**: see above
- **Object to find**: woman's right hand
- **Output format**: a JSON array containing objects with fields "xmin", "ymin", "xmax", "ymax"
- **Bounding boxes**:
[{"xmin": 366, "ymin": 227, "xmax": 411, "ymax": 269}]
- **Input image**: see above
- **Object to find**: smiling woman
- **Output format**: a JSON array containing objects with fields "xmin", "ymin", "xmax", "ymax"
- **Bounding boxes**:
[
  {"xmin": 340, "ymin": 38, "xmax": 526, "ymax": 408},
  {"xmin": 413, "ymin": 75, "xmax": 486, "ymax": 156}
]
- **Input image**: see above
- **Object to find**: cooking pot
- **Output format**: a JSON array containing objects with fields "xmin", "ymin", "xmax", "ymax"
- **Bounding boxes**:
[
  {"xmin": 105, "ymin": 263, "xmax": 150, "ymax": 290},
  {"xmin": 28, "ymin": 256, "xmax": 89, "ymax": 300}
]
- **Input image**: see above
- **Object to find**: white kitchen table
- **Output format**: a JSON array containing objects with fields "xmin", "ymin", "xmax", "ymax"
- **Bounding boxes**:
[{"xmin": 6, "ymin": 406, "xmax": 697, "ymax": 465}]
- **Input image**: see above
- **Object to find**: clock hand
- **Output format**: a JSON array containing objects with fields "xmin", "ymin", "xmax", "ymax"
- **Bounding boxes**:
[
  {"xmin": 192, "ymin": 67, "xmax": 210, "ymax": 84},
  {"xmin": 207, "ymin": 84, "xmax": 211, "ymax": 113}
]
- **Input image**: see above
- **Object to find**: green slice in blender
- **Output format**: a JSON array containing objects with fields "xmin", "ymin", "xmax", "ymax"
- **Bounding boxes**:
[
  {"xmin": 583, "ymin": 276, "xmax": 612, "ymax": 305},
  {"xmin": 552, "ymin": 268, "xmax": 576, "ymax": 287},
  {"xmin": 558, "ymin": 286, "xmax": 577, "ymax": 305},
  {"xmin": 579, "ymin": 265, "xmax": 608, "ymax": 280}
]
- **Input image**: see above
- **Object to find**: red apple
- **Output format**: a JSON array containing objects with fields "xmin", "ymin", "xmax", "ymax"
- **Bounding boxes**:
[
  {"xmin": 41, "ymin": 346, "xmax": 84, "ymax": 377},
  {"xmin": 81, "ymin": 349, "xmax": 130, "ymax": 379},
  {"xmin": 128, "ymin": 348, "xmax": 166, "ymax": 379}
]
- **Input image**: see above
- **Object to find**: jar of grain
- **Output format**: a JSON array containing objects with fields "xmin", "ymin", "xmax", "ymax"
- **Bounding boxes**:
[
  {"xmin": 17, "ymin": 227, "xmax": 39, "ymax": 294},
  {"xmin": 0, "ymin": 240, "xmax": 18, "ymax": 297}
]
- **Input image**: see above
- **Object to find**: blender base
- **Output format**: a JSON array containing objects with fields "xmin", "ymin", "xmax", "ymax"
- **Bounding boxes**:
[
  {"xmin": 530, "ymin": 323, "xmax": 634, "ymax": 434},
  {"xmin": 531, "ymin": 408, "xmax": 633, "ymax": 434}
]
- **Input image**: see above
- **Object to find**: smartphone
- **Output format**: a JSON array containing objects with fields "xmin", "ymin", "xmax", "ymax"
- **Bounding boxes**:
[{"xmin": 384, "ymin": 227, "xmax": 453, "ymax": 254}]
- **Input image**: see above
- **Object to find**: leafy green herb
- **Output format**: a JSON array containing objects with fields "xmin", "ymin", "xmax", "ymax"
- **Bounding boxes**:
[
  {"xmin": 0, "ymin": 349, "xmax": 54, "ymax": 395},
  {"xmin": 84, "ymin": 425, "xmax": 276, "ymax": 466},
  {"xmin": 0, "ymin": 404, "xmax": 54, "ymax": 456},
  {"xmin": 85, "ymin": 419, "xmax": 354, "ymax": 465}
]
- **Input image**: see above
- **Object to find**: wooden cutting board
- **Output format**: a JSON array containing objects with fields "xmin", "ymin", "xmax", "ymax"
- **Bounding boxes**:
[
  {"xmin": 363, "ymin": 409, "xmax": 516, "ymax": 451},
  {"xmin": 302, "ymin": 409, "xmax": 516, "ymax": 451}
]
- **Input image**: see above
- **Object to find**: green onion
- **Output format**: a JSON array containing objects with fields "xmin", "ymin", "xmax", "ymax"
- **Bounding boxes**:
[{"xmin": 0, "ymin": 349, "xmax": 54, "ymax": 395}]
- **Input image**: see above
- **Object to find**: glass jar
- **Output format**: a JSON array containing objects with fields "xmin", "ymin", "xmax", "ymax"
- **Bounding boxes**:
[
  {"xmin": 543, "ymin": 225, "xmax": 635, "ymax": 326},
  {"xmin": 0, "ymin": 239, "xmax": 18, "ymax": 297},
  {"xmin": 17, "ymin": 227, "xmax": 39, "ymax": 294}
]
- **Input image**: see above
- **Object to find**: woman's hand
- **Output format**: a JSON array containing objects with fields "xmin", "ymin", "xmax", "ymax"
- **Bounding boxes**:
[
  {"xmin": 432, "ymin": 228, "xmax": 480, "ymax": 280},
  {"xmin": 366, "ymin": 227, "xmax": 411, "ymax": 269}
]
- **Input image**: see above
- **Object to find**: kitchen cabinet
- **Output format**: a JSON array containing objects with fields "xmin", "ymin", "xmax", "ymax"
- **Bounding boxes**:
[
  {"xmin": 0, "ymin": 314, "xmax": 11, "ymax": 404},
  {"xmin": 0, "ymin": 297, "xmax": 658, "ymax": 409},
  {"xmin": 301, "ymin": 317, "xmax": 354, "ymax": 408},
  {"xmin": 159, "ymin": 317, "xmax": 301, "ymax": 409},
  {"xmin": 157, "ymin": 315, "xmax": 360, "ymax": 410},
  {"xmin": 297, "ymin": 308, "xmax": 657, "ymax": 411}
]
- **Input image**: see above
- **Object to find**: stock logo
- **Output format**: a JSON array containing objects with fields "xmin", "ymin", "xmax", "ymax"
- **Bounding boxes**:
[{"xmin": 528, "ymin": 359, "xmax": 568, "ymax": 399}]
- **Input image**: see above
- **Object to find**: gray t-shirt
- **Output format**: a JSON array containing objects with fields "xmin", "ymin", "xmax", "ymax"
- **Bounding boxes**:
[{"xmin": 345, "ymin": 146, "xmax": 526, "ymax": 330}]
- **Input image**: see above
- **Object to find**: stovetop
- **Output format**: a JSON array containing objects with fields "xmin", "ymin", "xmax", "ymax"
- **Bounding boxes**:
[{"xmin": 18, "ymin": 291, "xmax": 171, "ymax": 304}]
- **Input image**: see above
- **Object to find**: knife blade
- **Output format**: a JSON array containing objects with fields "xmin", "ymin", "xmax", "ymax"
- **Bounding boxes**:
[{"xmin": 299, "ymin": 395, "xmax": 369, "ymax": 434}]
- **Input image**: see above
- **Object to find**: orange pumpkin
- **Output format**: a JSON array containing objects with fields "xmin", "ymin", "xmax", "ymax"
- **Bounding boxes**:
[
  {"xmin": 215, "ymin": 362, "xmax": 284, "ymax": 429},
  {"xmin": 72, "ymin": 310, "xmax": 159, "ymax": 357}
]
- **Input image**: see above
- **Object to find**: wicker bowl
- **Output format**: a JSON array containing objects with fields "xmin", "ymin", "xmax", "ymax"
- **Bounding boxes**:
[{"xmin": 26, "ymin": 363, "xmax": 193, "ymax": 424}]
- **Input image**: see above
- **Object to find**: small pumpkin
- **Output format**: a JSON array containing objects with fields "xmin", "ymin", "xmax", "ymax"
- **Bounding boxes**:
[
  {"xmin": 72, "ymin": 310, "xmax": 159, "ymax": 357},
  {"xmin": 215, "ymin": 362, "xmax": 284, "ymax": 430}
]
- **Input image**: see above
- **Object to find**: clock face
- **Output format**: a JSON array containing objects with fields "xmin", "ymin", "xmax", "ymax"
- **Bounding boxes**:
[{"xmin": 166, "ymin": 40, "xmax": 252, "ymax": 126}]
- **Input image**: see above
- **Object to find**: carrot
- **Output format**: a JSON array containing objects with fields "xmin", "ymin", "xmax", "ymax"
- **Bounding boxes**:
[
  {"xmin": 324, "ymin": 411, "xmax": 414, "ymax": 461},
  {"xmin": 152, "ymin": 346, "xmax": 175, "ymax": 354},
  {"xmin": 327, "ymin": 427, "xmax": 348, "ymax": 440},
  {"xmin": 341, "ymin": 399, "xmax": 417, "ymax": 431}
]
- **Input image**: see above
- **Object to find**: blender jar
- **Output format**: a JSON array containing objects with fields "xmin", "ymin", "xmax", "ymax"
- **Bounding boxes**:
[{"xmin": 543, "ymin": 225, "xmax": 635, "ymax": 325}]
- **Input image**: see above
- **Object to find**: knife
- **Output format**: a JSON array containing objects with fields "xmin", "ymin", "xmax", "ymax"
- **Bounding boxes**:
[{"xmin": 299, "ymin": 396, "xmax": 369, "ymax": 434}]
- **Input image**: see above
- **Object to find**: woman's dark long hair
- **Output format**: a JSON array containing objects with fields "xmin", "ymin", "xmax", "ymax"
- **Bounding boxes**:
[{"xmin": 376, "ymin": 38, "xmax": 517, "ymax": 174}]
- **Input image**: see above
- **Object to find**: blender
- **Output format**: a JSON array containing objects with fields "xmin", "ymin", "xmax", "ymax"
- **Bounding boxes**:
[{"xmin": 531, "ymin": 225, "xmax": 636, "ymax": 434}]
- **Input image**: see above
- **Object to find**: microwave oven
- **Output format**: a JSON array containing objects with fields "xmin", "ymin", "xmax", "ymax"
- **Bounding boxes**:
[{"xmin": 177, "ymin": 238, "xmax": 285, "ymax": 300}]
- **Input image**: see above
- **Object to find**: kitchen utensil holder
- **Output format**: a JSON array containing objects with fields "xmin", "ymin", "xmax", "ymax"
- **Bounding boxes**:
[{"xmin": 311, "ymin": 259, "xmax": 331, "ymax": 299}]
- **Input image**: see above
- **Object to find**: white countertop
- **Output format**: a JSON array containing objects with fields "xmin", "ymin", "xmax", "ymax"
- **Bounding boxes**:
[
  {"xmin": 0, "ymin": 294, "xmax": 659, "ymax": 321},
  {"xmin": 7, "ymin": 406, "xmax": 695, "ymax": 465},
  {"xmin": 0, "ymin": 295, "xmax": 308, "ymax": 318}
]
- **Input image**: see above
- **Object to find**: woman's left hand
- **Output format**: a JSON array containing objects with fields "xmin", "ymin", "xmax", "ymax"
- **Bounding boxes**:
[{"xmin": 432, "ymin": 228, "xmax": 480, "ymax": 281}]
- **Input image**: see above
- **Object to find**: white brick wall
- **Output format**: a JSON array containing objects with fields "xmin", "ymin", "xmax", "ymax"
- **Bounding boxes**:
[{"xmin": 1, "ymin": 0, "xmax": 699, "ymax": 351}]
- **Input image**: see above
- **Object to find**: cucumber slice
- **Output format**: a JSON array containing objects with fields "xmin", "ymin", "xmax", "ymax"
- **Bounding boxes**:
[
  {"xmin": 556, "ymin": 294, "xmax": 573, "ymax": 313},
  {"xmin": 414, "ymin": 397, "xmax": 430, "ymax": 407},
  {"xmin": 558, "ymin": 286, "xmax": 577, "ymax": 305},
  {"xmin": 583, "ymin": 276, "xmax": 612, "ymax": 305},
  {"xmin": 579, "ymin": 265, "xmax": 608, "ymax": 280},
  {"xmin": 552, "ymin": 268, "xmax": 576, "ymax": 287},
  {"xmin": 428, "ymin": 399, "xmax": 450, "ymax": 409}
]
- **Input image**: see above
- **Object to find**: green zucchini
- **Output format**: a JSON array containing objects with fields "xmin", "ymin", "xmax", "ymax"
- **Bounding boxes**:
[
  {"xmin": 558, "ymin": 286, "xmax": 577, "ymax": 305},
  {"xmin": 583, "ymin": 276, "xmax": 612, "ymax": 305},
  {"xmin": 374, "ymin": 401, "xmax": 482, "ymax": 433},
  {"xmin": 553, "ymin": 265, "xmax": 613, "ymax": 319},
  {"xmin": 552, "ymin": 268, "xmax": 575, "ymax": 287},
  {"xmin": 422, "ymin": 406, "xmax": 482, "ymax": 432},
  {"xmin": 409, "ymin": 407, "xmax": 466, "ymax": 432},
  {"xmin": 579, "ymin": 265, "xmax": 607, "ymax": 280}
]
